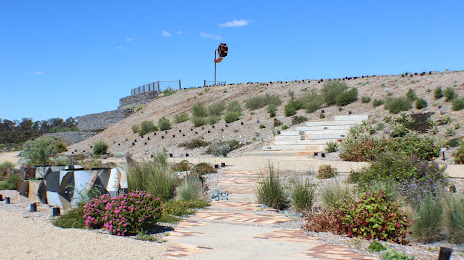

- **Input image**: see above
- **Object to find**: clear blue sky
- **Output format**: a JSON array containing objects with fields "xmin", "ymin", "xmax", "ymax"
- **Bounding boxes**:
[{"xmin": 1, "ymin": 0, "xmax": 463, "ymax": 121}]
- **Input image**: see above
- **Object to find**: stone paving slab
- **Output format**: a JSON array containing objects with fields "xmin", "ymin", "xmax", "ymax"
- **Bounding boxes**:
[
  {"xmin": 191, "ymin": 210, "xmax": 293, "ymax": 225},
  {"xmin": 209, "ymin": 201, "xmax": 278, "ymax": 212}
]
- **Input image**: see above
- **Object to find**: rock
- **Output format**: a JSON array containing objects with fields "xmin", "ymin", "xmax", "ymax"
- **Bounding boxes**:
[{"xmin": 210, "ymin": 189, "xmax": 229, "ymax": 201}]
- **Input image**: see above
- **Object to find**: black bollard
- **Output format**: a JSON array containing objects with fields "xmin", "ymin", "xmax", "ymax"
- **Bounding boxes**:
[
  {"xmin": 439, "ymin": 247, "xmax": 452, "ymax": 260},
  {"xmin": 165, "ymin": 131, "xmax": 168, "ymax": 134},
  {"xmin": 214, "ymin": 164, "xmax": 219, "ymax": 169},
  {"xmin": 118, "ymin": 143, "xmax": 120, "ymax": 146},
  {"xmin": 52, "ymin": 207, "xmax": 61, "ymax": 216},
  {"xmin": 172, "ymin": 135, "xmax": 175, "ymax": 138},
  {"xmin": 321, "ymin": 110, "xmax": 325, "ymax": 113},
  {"xmin": 169, "ymin": 153, "xmax": 173, "ymax": 158},
  {"xmin": 349, "ymin": 111, "xmax": 352, "ymax": 115},
  {"xmin": 147, "ymin": 137, "xmax": 150, "ymax": 140},
  {"xmin": 179, "ymin": 129, "xmax": 182, "ymax": 133},
  {"xmin": 0, "ymin": 194, "xmax": 3, "ymax": 201},
  {"xmin": 241, "ymin": 122, "xmax": 244, "ymax": 125},
  {"xmin": 339, "ymin": 107, "xmax": 343, "ymax": 112},
  {"xmin": 186, "ymin": 153, "xmax": 189, "ymax": 157},
  {"xmin": 154, "ymin": 132, "xmax": 156, "ymax": 135},
  {"xmin": 221, "ymin": 163, "xmax": 226, "ymax": 167},
  {"xmin": 321, "ymin": 153, "xmax": 326, "ymax": 158},
  {"xmin": 161, "ymin": 136, "xmax": 164, "ymax": 139},
  {"xmin": 5, "ymin": 197, "xmax": 10, "ymax": 204},
  {"xmin": 30, "ymin": 203, "xmax": 37, "ymax": 212},
  {"xmin": 212, "ymin": 125, "xmax": 215, "ymax": 129},
  {"xmin": 183, "ymin": 134, "xmax": 185, "ymax": 136}
]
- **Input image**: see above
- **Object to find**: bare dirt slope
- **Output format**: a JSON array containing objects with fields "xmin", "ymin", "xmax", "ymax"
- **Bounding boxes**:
[{"xmin": 66, "ymin": 71, "xmax": 464, "ymax": 160}]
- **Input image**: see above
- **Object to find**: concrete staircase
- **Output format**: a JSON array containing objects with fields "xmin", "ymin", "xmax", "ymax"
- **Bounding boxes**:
[{"xmin": 261, "ymin": 115, "xmax": 368, "ymax": 156}]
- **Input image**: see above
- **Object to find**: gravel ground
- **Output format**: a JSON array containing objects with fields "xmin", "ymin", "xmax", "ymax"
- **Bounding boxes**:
[{"xmin": 0, "ymin": 190, "xmax": 166, "ymax": 260}]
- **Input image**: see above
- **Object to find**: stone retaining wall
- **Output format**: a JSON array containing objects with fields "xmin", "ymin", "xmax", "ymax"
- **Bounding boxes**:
[
  {"xmin": 44, "ymin": 132, "xmax": 98, "ymax": 145},
  {"xmin": 77, "ymin": 109, "xmax": 133, "ymax": 132},
  {"xmin": 118, "ymin": 90, "xmax": 158, "ymax": 109}
]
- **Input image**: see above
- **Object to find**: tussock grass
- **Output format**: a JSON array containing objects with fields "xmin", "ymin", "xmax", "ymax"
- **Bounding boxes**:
[
  {"xmin": 412, "ymin": 195, "xmax": 444, "ymax": 243},
  {"xmin": 256, "ymin": 167, "xmax": 287, "ymax": 210},
  {"xmin": 291, "ymin": 179, "xmax": 315, "ymax": 212},
  {"xmin": 320, "ymin": 180, "xmax": 350, "ymax": 210},
  {"xmin": 179, "ymin": 176, "xmax": 202, "ymax": 201}
]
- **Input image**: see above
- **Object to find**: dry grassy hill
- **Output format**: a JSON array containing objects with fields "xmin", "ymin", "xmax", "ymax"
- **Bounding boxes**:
[{"xmin": 65, "ymin": 70, "xmax": 464, "ymax": 161}]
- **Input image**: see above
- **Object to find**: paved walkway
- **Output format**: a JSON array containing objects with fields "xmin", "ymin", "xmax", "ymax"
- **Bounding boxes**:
[{"xmin": 163, "ymin": 166, "xmax": 377, "ymax": 259}]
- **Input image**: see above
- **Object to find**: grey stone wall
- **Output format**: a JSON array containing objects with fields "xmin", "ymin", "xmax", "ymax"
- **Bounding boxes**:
[
  {"xmin": 118, "ymin": 90, "xmax": 158, "ymax": 109},
  {"xmin": 44, "ymin": 132, "xmax": 97, "ymax": 145},
  {"xmin": 77, "ymin": 109, "xmax": 133, "ymax": 132}
]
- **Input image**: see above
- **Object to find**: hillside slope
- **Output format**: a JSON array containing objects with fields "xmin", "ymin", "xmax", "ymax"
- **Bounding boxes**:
[{"xmin": 66, "ymin": 70, "xmax": 464, "ymax": 160}]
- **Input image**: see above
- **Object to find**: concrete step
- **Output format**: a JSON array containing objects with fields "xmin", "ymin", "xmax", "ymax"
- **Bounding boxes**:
[
  {"xmin": 335, "ymin": 115, "xmax": 369, "ymax": 121},
  {"xmin": 293, "ymin": 128, "xmax": 348, "ymax": 135},
  {"xmin": 274, "ymin": 135, "xmax": 345, "ymax": 141},
  {"xmin": 305, "ymin": 120, "xmax": 362, "ymax": 127},
  {"xmin": 242, "ymin": 151, "xmax": 316, "ymax": 157},
  {"xmin": 263, "ymin": 144, "xmax": 324, "ymax": 151},
  {"xmin": 272, "ymin": 139, "xmax": 340, "ymax": 145}
]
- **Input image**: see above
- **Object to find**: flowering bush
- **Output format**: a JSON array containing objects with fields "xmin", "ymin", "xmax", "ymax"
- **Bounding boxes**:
[
  {"xmin": 337, "ymin": 191, "xmax": 409, "ymax": 244},
  {"xmin": 83, "ymin": 191, "xmax": 163, "ymax": 236}
]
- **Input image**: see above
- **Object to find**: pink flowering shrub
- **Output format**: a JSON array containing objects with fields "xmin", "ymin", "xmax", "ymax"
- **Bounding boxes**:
[
  {"xmin": 83, "ymin": 191, "xmax": 163, "ymax": 236},
  {"xmin": 83, "ymin": 194, "xmax": 110, "ymax": 228}
]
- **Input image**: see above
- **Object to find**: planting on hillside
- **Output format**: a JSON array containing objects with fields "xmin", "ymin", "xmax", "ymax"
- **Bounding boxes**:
[
  {"xmin": 21, "ymin": 136, "xmax": 67, "ymax": 166},
  {"xmin": 158, "ymin": 117, "xmax": 171, "ymax": 131},
  {"xmin": 256, "ymin": 167, "xmax": 287, "ymax": 210},
  {"xmin": 322, "ymin": 81, "xmax": 348, "ymax": 105},
  {"xmin": 245, "ymin": 94, "xmax": 282, "ymax": 110},
  {"xmin": 93, "ymin": 140, "xmax": 108, "ymax": 155},
  {"xmin": 384, "ymin": 97, "xmax": 412, "ymax": 114},
  {"xmin": 139, "ymin": 120, "xmax": 158, "ymax": 136}
]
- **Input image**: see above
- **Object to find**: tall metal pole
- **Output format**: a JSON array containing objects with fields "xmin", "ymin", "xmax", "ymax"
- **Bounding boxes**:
[{"xmin": 214, "ymin": 49, "xmax": 217, "ymax": 86}]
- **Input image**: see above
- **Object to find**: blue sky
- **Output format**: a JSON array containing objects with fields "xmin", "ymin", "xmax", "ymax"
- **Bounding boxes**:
[{"xmin": 1, "ymin": 0, "xmax": 463, "ymax": 121}]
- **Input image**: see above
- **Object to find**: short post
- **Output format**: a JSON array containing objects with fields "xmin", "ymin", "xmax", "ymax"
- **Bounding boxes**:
[
  {"xmin": 204, "ymin": 80, "xmax": 206, "ymax": 88},
  {"xmin": 179, "ymin": 80, "xmax": 182, "ymax": 90},
  {"xmin": 5, "ymin": 197, "xmax": 11, "ymax": 204},
  {"xmin": 438, "ymin": 247, "xmax": 453, "ymax": 260},
  {"xmin": 0, "ymin": 194, "xmax": 3, "ymax": 201},
  {"xmin": 30, "ymin": 203, "xmax": 37, "ymax": 212},
  {"xmin": 52, "ymin": 207, "xmax": 61, "ymax": 216},
  {"xmin": 157, "ymin": 81, "xmax": 160, "ymax": 92}
]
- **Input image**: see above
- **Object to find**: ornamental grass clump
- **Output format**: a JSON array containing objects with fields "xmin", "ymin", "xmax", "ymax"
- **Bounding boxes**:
[
  {"xmin": 290, "ymin": 179, "xmax": 315, "ymax": 213},
  {"xmin": 179, "ymin": 176, "xmax": 202, "ymax": 201},
  {"xmin": 256, "ymin": 167, "xmax": 287, "ymax": 210},
  {"xmin": 445, "ymin": 194, "xmax": 464, "ymax": 244},
  {"xmin": 83, "ymin": 191, "xmax": 163, "ymax": 236},
  {"xmin": 320, "ymin": 180, "xmax": 351, "ymax": 210},
  {"xmin": 411, "ymin": 195, "xmax": 444, "ymax": 243}
]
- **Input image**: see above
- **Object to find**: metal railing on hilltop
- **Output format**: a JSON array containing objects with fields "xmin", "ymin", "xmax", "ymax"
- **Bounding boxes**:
[{"xmin": 131, "ymin": 80, "xmax": 182, "ymax": 96}]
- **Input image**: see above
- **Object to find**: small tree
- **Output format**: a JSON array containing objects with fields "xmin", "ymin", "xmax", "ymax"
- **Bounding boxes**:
[
  {"xmin": 139, "ymin": 121, "xmax": 158, "ymax": 136},
  {"xmin": 22, "ymin": 136, "xmax": 67, "ymax": 166}
]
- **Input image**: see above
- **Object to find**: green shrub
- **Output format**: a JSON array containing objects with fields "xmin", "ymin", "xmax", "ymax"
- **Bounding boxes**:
[
  {"xmin": 434, "ymin": 87, "xmax": 444, "ymax": 99},
  {"xmin": 174, "ymin": 112, "xmax": 189, "ymax": 123},
  {"xmin": 191, "ymin": 162, "xmax": 217, "ymax": 175},
  {"xmin": 454, "ymin": 139, "xmax": 464, "ymax": 164},
  {"xmin": 317, "ymin": 165, "xmax": 337, "ymax": 179},
  {"xmin": 50, "ymin": 155, "xmax": 71, "ymax": 166},
  {"xmin": 172, "ymin": 160, "xmax": 192, "ymax": 172},
  {"xmin": 162, "ymin": 199, "xmax": 209, "ymax": 217},
  {"xmin": 361, "ymin": 96, "xmax": 371, "ymax": 103},
  {"xmin": 406, "ymin": 88, "xmax": 417, "ymax": 101},
  {"xmin": 284, "ymin": 103, "xmax": 297, "ymax": 117},
  {"xmin": 53, "ymin": 206, "xmax": 86, "ymax": 229},
  {"xmin": 281, "ymin": 125, "xmax": 289, "ymax": 130},
  {"xmin": 301, "ymin": 91, "xmax": 323, "ymax": 113},
  {"xmin": 322, "ymin": 81, "xmax": 348, "ymax": 105},
  {"xmin": 158, "ymin": 117, "xmax": 171, "ymax": 131},
  {"xmin": 208, "ymin": 141, "xmax": 231, "ymax": 157},
  {"xmin": 22, "ymin": 136, "xmax": 67, "ymax": 166},
  {"xmin": 0, "ymin": 172, "xmax": 21, "ymax": 190},
  {"xmin": 444, "ymin": 87, "xmax": 457, "ymax": 101},
  {"xmin": 207, "ymin": 115, "xmax": 221, "ymax": 125},
  {"xmin": 132, "ymin": 124, "xmax": 141, "ymax": 134},
  {"xmin": 191, "ymin": 116, "xmax": 206, "ymax": 127},
  {"xmin": 291, "ymin": 180, "xmax": 315, "ymax": 213},
  {"xmin": 382, "ymin": 249, "xmax": 414, "ymax": 260},
  {"xmin": 208, "ymin": 101, "xmax": 226, "ymax": 116},
  {"xmin": 340, "ymin": 136, "xmax": 390, "ymax": 162},
  {"xmin": 320, "ymin": 181, "xmax": 350, "ymax": 210},
  {"xmin": 245, "ymin": 94, "xmax": 282, "ymax": 110},
  {"xmin": 126, "ymin": 153, "xmax": 176, "ymax": 201},
  {"xmin": 0, "ymin": 161, "xmax": 14, "ymax": 173},
  {"xmin": 338, "ymin": 191, "xmax": 409, "ymax": 244},
  {"xmin": 292, "ymin": 115, "xmax": 307, "ymax": 125},
  {"xmin": 259, "ymin": 124, "xmax": 265, "ymax": 129},
  {"xmin": 367, "ymin": 241, "xmax": 386, "ymax": 252},
  {"xmin": 452, "ymin": 97, "xmax": 464, "ymax": 111},
  {"xmin": 179, "ymin": 176, "xmax": 202, "ymax": 201},
  {"xmin": 179, "ymin": 138, "xmax": 209, "ymax": 149},
  {"xmin": 412, "ymin": 196, "xmax": 443, "ymax": 243},
  {"xmin": 256, "ymin": 167, "xmax": 287, "ymax": 210},
  {"xmin": 385, "ymin": 97, "xmax": 412, "ymax": 114},
  {"xmin": 445, "ymin": 194, "xmax": 464, "ymax": 244},
  {"xmin": 224, "ymin": 112, "xmax": 240, "ymax": 123},
  {"xmin": 93, "ymin": 140, "xmax": 108, "ymax": 156},
  {"xmin": 267, "ymin": 104, "xmax": 277, "ymax": 117},
  {"xmin": 335, "ymin": 88, "xmax": 358, "ymax": 106},
  {"xmin": 226, "ymin": 100, "xmax": 242, "ymax": 114},
  {"xmin": 325, "ymin": 141, "xmax": 339, "ymax": 153},
  {"xmin": 415, "ymin": 98, "xmax": 428, "ymax": 109},
  {"xmin": 373, "ymin": 99, "xmax": 385, "ymax": 107},
  {"xmin": 390, "ymin": 122, "xmax": 408, "ymax": 138},
  {"xmin": 192, "ymin": 102, "xmax": 208, "ymax": 117},
  {"xmin": 139, "ymin": 120, "xmax": 158, "ymax": 136}
]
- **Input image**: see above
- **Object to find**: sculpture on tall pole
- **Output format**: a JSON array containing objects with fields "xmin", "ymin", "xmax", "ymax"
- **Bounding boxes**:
[{"xmin": 214, "ymin": 43, "xmax": 228, "ymax": 86}]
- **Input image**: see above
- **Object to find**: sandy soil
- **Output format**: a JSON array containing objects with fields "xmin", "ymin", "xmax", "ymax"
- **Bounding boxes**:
[{"xmin": 0, "ymin": 152, "xmax": 21, "ymax": 167}]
